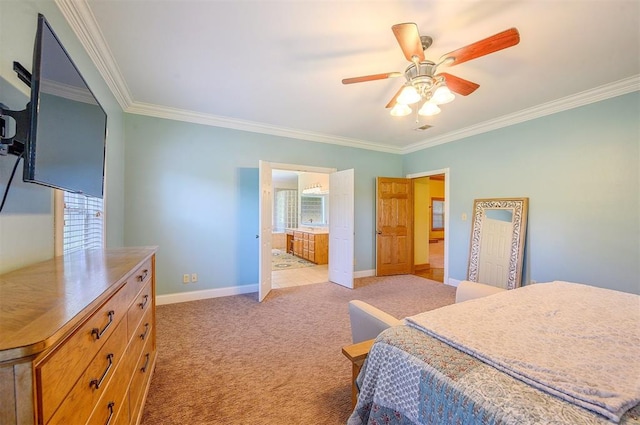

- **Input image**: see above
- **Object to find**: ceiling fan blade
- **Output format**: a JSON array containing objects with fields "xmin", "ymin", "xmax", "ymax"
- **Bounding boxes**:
[
  {"xmin": 437, "ymin": 73, "xmax": 480, "ymax": 96},
  {"xmin": 392, "ymin": 23, "xmax": 425, "ymax": 62},
  {"xmin": 385, "ymin": 86, "xmax": 404, "ymax": 108},
  {"xmin": 342, "ymin": 72, "xmax": 402, "ymax": 85},
  {"xmin": 440, "ymin": 28, "xmax": 520, "ymax": 67}
]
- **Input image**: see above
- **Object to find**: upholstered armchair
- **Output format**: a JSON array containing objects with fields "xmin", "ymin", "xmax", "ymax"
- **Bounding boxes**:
[{"xmin": 348, "ymin": 300, "xmax": 402, "ymax": 344}]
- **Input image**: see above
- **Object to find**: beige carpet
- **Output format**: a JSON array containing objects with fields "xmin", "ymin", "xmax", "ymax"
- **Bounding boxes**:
[{"xmin": 141, "ymin": 275, "xmax": 455, "ymax": 425}]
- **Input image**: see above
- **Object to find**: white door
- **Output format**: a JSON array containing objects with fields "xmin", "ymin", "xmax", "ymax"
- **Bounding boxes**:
[
  {"xmin": 329, "ymin": 169, "xmax": 354, "ymax": 288},
  {"xmin": 258, "ymin": 160, "xmax": 273, "ymax": 301},
  {"xmin": 478, "ymin": 217, "xmax": 513, "ymax": 288}
]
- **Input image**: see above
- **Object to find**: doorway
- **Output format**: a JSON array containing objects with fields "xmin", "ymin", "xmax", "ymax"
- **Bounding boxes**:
[
  {"xmin": 258, "ymin": 161, "xmax": 354, "ymax": 301},
  {"xmin": 375, "ymin": 169, "xmax": 449, "ymax": 284},
  {"xmin": 409, "ymin": 170, "xmax": 448, "ymax": 284},
  {"xmin": 271, "ymin": 169, "xmax": 329, "ymax": 289},
  {"xmin": 413, "ymin": 174, "xmax": 445, "ymax": 282}
]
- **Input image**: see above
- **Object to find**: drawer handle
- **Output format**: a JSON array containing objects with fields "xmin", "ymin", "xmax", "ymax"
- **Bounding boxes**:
[
  {"xmin": 90, "ymin": 353, "xmax": 114, "ymax": 390},
  {"xmin": 141, "ymin": 353, "xmax": 150, "ymax": 373},
  {"xmin": 137, "ymin": 269, "xmax": 149, "ymax": 282},
  {"xmin": 105, "ymin": 401, "xmax": 115, "ymax": 425},
  {"xmin": 139, "ymin": 322, "xmax": 150, "ymax": 340},
  {"xmin": 91, "ymin": 310, "xmax": 115, "ymax": 340},
  {"xmin": 138, "ymin": 294, "xmax": 149, "ymax": 310}
]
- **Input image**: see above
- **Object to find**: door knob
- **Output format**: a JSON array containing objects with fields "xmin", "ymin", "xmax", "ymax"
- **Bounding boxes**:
[{"xmin": 376, "ymin": 231, "xmax": 382, "ymax": 235}]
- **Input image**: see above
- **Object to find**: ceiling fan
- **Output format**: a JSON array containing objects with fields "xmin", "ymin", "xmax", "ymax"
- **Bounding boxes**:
[{"xmin": 342, "ymin": 23, "xmax": 520, "ymax": 118}]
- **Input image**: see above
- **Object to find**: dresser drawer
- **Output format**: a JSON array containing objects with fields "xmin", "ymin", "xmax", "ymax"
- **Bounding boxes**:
[
  {"xmin": 85, "ymin": 352, "xmax": 133, "ymax": 425},
  {"xmin": 114, "ymin": 396, "xmax": 130, "ymax": 425},
  {"xmin": 127, "ymin": 306, "xmax": 154, "ymax": 373},
  {"xmin": 129, "ymin": 334, "xmax": 155, "ymax": 425},
  {"xmin": 127, "ymin": 280, "xmax": 153, "ymax": 340},
  {"xmin": 128, "ymin": 260, "xmax": 152, "ymax": 297},
  {"xmin": 45, "ymin": 318, "xmax": 128, "ymax": 425},
  {"xmin": 36, "ymin": 284, "xmax": 130, "ymax": 424}
]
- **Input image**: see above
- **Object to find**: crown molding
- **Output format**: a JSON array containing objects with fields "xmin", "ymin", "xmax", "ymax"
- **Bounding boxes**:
[
  {"xmin": 401, "ymin": 75, "xmax": 640, "ymax": 154},
  {"xmin": 125, "ymin": 101, "xmax": 402, "ymax": 154},
  {"xmin": 55, "ymin": 0, "xmax": 132, "ymax": 109}
]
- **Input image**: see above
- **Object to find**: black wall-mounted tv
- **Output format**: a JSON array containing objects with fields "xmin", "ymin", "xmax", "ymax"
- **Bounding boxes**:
[{"xmin": 23, "ymin": 14, "xmax": 107, "ymax": 198}]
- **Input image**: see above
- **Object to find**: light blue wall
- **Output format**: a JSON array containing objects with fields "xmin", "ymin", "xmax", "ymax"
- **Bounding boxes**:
[
  {"xmin": 404, "ymin": 92, "xmax": 640, "ymax": 294},
  {"xmin": 0, "ymin": 1, "xmax": 125, "ymax": 273},
  {"xmin": 123, "ymin": 114, "xmax": 402, "ymax": 295},
  {"xmin": 2, "ymin": 2, "xmax": 637, "ymax": 297}
]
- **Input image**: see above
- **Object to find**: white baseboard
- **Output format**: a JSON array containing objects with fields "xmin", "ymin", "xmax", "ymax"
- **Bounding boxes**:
[
  {"xmin": 447, "ymin": 278, "xmax": 462, "ymax": 287},
  {"xmin": 354, "ymin": 269, "xmax": 375, "ymax": 278},
  {"xmin": 156, "ymin": 270, "xmax": 388, "ymax": 305},
  {"xmin": 156, "ymin": 284, "xmax": 258, "ymax": 306}
]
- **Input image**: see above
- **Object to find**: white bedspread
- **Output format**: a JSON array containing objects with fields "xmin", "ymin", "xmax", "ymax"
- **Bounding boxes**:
[{"xmin": 405, "ymin": 281, "xmax": 640, "ymax": 422}]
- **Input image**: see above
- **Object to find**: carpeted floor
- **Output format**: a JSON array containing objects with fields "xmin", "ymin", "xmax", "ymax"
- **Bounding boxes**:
[{"xmin": 140, "ymin": 275, "xmax": 455, "ymax": 425}]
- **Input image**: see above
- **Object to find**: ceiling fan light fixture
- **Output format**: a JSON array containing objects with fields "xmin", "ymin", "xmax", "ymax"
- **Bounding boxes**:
[
  {"xmin": 418, "ymin": 102, "xmax": 441, "ymax": 116},
  {"xmin": 432, "ymin": 85, "xmax": 455, "ymax": 104},
  {"xmin": 396, "ymin": 85, "xmax": 421, "ymax": 105},
  {"xmin": 390, "ymin": 103, "xmax": 412, "ymax": 117}
]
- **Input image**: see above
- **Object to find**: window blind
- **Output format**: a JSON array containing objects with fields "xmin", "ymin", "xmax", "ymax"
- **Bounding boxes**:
[{"xmin": 63, "ymin": 192, "xmax": 104, "ymax": 254}]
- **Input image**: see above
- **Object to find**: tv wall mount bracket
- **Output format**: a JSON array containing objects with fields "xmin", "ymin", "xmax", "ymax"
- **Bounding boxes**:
[{"xmin": 0, "ymin": 62, "xmax": 31, "ymax": 156}]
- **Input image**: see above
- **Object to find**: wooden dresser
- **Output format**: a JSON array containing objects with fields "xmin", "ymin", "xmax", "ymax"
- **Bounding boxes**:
[{"xmin": 0, "ymin": 247, "xmax": 157, "ymax": 425}]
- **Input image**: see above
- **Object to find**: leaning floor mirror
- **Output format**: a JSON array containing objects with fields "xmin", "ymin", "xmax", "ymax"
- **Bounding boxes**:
[{"xmin": 467, "ymin": 198, "xmax": 529, "ymax": 290}]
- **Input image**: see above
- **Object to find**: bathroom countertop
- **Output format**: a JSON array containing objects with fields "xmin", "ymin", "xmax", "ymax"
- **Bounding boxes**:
[{"xmin": 286, "ymin": 227, "xmax": 329, "ymax": 234}]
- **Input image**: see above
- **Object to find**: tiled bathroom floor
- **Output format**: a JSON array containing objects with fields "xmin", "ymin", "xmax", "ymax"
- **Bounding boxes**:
[{"xmin": 272, "ymin": 264, "xmax": 328, "ymax": 288}]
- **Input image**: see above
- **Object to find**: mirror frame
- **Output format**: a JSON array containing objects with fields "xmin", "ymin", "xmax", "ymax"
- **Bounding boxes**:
[{"xmin": 467, "ymin": 197, "xmax": 529, "ymax": 290}]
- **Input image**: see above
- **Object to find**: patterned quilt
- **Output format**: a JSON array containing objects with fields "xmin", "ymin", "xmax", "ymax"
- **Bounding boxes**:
[{"xmin": 347, "ymin": 326, "xmax": 640, "ymax": 425}]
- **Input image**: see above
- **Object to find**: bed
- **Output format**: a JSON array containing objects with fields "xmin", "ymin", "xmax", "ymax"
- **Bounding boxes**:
[{"xmin": 347, "ymin": 281, "xmax": 640, "ymax": 425}]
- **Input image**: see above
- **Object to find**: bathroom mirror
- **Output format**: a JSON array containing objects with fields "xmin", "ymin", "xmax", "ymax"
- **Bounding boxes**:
[
  {"xmin": 467, "ymin": 198, "xmax": 529, "ymax": 289},
  {"xmin": 300, "ymin": 194, "xmax": 328, "ymax": 226}
]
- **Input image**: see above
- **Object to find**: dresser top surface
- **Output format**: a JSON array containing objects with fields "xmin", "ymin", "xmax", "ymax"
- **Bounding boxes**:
[{"xmin": 0, "ymin": 247, "xmax": 156, "ymax": 362}]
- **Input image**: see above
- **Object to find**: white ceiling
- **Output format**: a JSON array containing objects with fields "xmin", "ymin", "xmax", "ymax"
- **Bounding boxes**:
[{"xmin": 59, "ymin": 0, "xmax": 639, "ymax": 154}]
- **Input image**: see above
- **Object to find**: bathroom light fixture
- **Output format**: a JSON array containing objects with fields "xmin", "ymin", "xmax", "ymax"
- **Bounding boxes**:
[{"xmin": 302, "ymin": 183, "xmax": 328, "ymax": 195}]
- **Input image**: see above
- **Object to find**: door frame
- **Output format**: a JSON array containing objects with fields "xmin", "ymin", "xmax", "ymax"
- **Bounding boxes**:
[
  {"xmin": 406, "ymin": 168, "xmax": 450, "ymax": 286},
  {"xmin": 259, "ymin": 161, "xmax": 339, "ymax": 301}
]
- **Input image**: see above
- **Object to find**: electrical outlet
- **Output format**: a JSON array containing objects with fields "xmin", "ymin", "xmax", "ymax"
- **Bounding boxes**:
[
  {"xmin": 191, "ymin": 273, "xmax": 198, "ymax": 283},
  {"xmin": 183, "ymin": 274, "xmax": 189, "ymax": 284}
]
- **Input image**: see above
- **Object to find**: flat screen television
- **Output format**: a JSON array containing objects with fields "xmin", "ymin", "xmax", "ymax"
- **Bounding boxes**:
[{"xmin": 24, "ymin": 14, "xmax": 107, "ymax": 198}]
